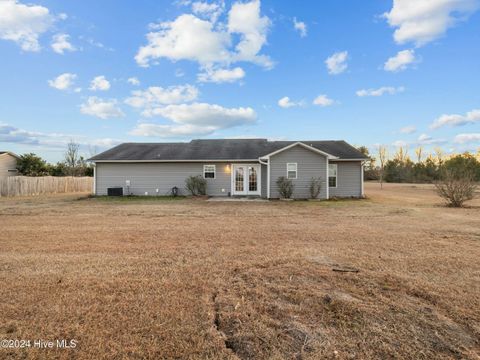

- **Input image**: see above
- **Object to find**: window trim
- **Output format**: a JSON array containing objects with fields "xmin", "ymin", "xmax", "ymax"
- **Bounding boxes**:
[
  {"xmin": 203, "ymin": 164, "xmax": 216, "ymax": 179},
  {"xmin": 286, "ymin": 162, "xmax": 297, "ymax": 179},
  {"xmin": 328, "ymin": 163, "xmax": 337, "ymax": 188}
]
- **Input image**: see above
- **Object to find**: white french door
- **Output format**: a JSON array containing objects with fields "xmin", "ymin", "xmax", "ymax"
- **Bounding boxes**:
[{"xmin": 231, "ymin": 164, "xmax": 261, "ymax": 196}]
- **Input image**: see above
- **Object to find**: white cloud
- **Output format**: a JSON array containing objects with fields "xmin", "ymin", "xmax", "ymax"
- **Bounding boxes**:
[
  {"xmin": 127, "ymin": 77, "xmax": 140, "ymax": 86},
  {"xmin": 80, "ymin": 97, "xmax": 125, "ymax": 119},
  {"xmin": 125, "ymin": 85, "xmax": 199, "ymax": 115},
  {"xmin": 383, "ymin": 0, "xmax": 479, "ymax": 47},
  {"xmin": 147, "ymin": 102, "xmax": 256, "ymax": 125},
  {"xmin": 197, "ymin": 66, "xmax": 245, "ymax": 83},
  {"xmin": 130, "ymin": 102, "xmax": 257, "ymax": 137},
  {"xmin": 129, "ymin": 123, "xmax": 213, "ymax": 137},
  {"xmin": 48, "ymin": 73, "xmax": 77, "ymax": 91},
  {"xmin": 384, "ymin": 49, "xmax": 417, "ymax": 72},
  {"xmin": 454, "ymin": 133, "xmax": 480, "ymax": 144},
  {"xmin": 313, "ymin": 94, "xmax": 334, "ymax": 107},
  {"xmin": 430, "ymin": 109, "xmax": 480, "ymax": 129},
  {"xmin": 325, "ymin": 51, "xmax": 348, "ymax": 75},
  {"xmin": 135, "ymin": 0, "xmax": 272, "ymax": 70},
  {"xmin": 400, "ymin": 125, "xmax": 416, "ymax": 134},
  {"xmin": 0, "ymin": 0, "xmax": 58, "ymax": 51},
  {"xmin": 293, "ymin": 17, "xmax": 307, "ymax": 37},
  {"xmin": 393, "ymin": 140, "xmax": 408, "ymax": 147},
  {"xmin": 0, "ymin": 122, "xmax": 121, "ymax": 149},
  {"xmin": 277, "ymin": 96, "xmax": 300, "ymax": 108},
  {"xmin": 51, "ymin": 33, "xmax": 76, "ymax": 54},
  {"xmin": 227, "ymin": 0, "xmax": 272, "ymax": 67},
  {"xmin": 417, "ymin": 133, "xmax": 446, "ymax": 145},
  {"xmin": 89, "ymin": 76, "xmax": 111, "ymax": 91},
  {"xmin": 89, "ymin": 138, "xmax": 122, "ymax": 148},
  {"xmin": 191, "ymin": 1, "xmax": 224, "ymax": 23},
  {"xmin": 356, "ymin": 86, "xmax": 405, "ymax": 97},
  {"xmin": 80, "ymin": 36, "xmax": 112, "ymax": 51},
  {"xmin": 135, "ymin": 14, "xmax": 230, "ymax": 67}
]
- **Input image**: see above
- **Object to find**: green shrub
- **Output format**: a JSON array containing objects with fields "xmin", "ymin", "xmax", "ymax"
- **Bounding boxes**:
[
  {"xmin": 16, "ymin": 153, "xmax": 49, "ymax": 176},
  {"xmin": 276, "ymin": 176, "xmax": 294, "ymax": 198},
  {"xmin": 185, "ymin": 175, "xmax": 207, "ymax": 196},
  {"xmin": 309, "ymin": 177, "xmax": 322, "ymax": 199},
  {"xmin": 444, "ymin": 153, "xmax": 480, "ymax": 181}
]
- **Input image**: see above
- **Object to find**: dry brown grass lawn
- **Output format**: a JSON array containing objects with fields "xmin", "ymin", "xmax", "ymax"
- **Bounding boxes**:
[{"xmin": 0, "ymin": 183, "xmax": 479, "ymax": 359}]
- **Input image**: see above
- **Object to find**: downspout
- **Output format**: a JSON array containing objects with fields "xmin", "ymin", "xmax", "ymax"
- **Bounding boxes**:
[
  {"xmin": 361, "ymin": 160, "xmax": 365, "ymax": 198},
  {"xmin": 93, "ymin": 163, "xmax": 96, "ymax": 196},
  {"xmin": 258, "ymin": 158, "xmax": 269, "ymax": 199},
  {"xmin": 326, "ymin": 157, "xmax": 329, "ymax": 200}
]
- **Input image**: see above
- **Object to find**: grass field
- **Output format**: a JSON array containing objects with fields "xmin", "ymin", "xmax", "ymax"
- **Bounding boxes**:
[{"xmin": 0, "ymin": 183, "xmax": 479, "ymax": 359}]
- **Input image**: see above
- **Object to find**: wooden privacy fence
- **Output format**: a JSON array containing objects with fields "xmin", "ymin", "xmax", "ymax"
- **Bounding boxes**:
[{"xmin": 0, "ymin": 176, "xmax": 93, "ymax": 197}]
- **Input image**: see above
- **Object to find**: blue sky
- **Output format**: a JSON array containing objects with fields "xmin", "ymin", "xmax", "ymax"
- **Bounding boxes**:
[{"xmin": 0, "ymin": 0, "xmax": 479, "ymax": 162}]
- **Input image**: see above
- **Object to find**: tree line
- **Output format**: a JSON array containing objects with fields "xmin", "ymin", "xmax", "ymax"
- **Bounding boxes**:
[
  {"xmin": 358, "ymin": 146, "xmax": 480, "ymax": 183},
  {"xmin": 16, "ymin": 141, "xmax": 94, "ymax": 177}
]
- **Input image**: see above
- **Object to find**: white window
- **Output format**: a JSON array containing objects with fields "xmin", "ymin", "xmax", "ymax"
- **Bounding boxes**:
[
  {"xmin": 287, "ymin": 163, "xmax": 297, "ymax": 179},
  {"xmin": 329, "ymin": 164, "xmax": 337, "ymax": 187},
  {"xmin": 203, "ymin": 164, "xmax": 216, "ymax": 179}
]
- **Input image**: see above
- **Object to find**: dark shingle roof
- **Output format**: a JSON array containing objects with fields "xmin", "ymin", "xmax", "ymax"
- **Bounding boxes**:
[{"xmin": 89, "ymin": 139, "xmax": 367, "ymax": 161}]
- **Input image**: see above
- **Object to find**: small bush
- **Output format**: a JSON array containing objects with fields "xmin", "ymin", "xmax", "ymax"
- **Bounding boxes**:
[
  {"xmin": 185, "ymin": 175, "xmax": 207, "ymax": 196},
  {"xmin": 309, "ymin": 177, "xmax": 322, "ymax": 199},
  {"xmin": 276, "ymin": 176, "xmax": 294, "ymax": 199},
  {"xmin": 435, "ymin": 169, "xmax": 477, "ymax": 207}
]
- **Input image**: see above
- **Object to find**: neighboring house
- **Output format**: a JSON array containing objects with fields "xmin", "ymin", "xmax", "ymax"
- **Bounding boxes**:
[
  {"xmin": 0, "ymin": 151, "xmax": 20, "ymax": 177},
  {"xmin": 89, "ymin": 139, "xmax": 368, "ymax": 199}
]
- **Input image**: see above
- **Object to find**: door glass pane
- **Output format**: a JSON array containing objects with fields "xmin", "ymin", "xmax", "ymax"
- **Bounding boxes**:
[
  {"xmin": 235, "ymin": 167, "xmax": 244, "ymax": 191},
  {"xmin": 249, "ymin": 166, "xmax": 257, "ymax": 191}
]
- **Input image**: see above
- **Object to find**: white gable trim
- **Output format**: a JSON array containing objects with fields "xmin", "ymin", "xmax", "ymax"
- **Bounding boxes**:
[
  {"xmin": 0, "ymin": 152, "xmax": 20, "ymax": 160},
  {"xmin": 260, "ymin": 142, "xmax": 338, "ymax": 159}
]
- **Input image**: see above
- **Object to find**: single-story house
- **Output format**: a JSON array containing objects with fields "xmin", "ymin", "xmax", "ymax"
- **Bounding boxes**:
[
  {"xmin": 89, "ymin": 139, "xmax": 368, "ymax": 199},
  {"xmin": 0, "ymin": 151, "xmax": 20, "ymax": 177}
]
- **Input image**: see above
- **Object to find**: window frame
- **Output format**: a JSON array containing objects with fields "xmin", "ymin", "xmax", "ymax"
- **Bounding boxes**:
[
  {"xmin": 203, "ymin": 164, "xmax": 216, "ymax": 179},
  {"xmin": 328, "ymin": 163, "xmax": 337, "ymax": 188},
  {"xmin": 286, "ymin": 163, "xmax": 297, "ymax": 179}
]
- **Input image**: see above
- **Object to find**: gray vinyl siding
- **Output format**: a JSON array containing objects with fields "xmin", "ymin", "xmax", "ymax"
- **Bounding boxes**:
[
  {"xmin": 261, "ymin": 164, "xmax": 267, "ymax": 198},
  {"xmin": 269, "ymin": 146, "xmax": 327, "ymax": 199},
  {"xmin": 328, "ymin": 161, "xmax": 362, "ymax": 198},
  {"xmin": 95, "ymin": 162, "xmax": 233, "ymax": 196}
]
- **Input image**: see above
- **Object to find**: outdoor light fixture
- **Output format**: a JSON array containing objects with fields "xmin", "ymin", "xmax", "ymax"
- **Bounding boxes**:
[{"xmin": 225, "ymin": 164, "xmax": 231, "ymax": 173}]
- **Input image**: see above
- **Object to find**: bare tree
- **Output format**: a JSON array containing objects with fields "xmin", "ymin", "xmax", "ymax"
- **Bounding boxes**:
[
  {"xmin": 378, "ymin": 145, "xmax": 388, "ymax": 189},
  {"xmin": 64, "ymin": 140, "xmax": 82, "ymax": 176},
  {"xmin": 415, "ymin": 146, "xmax": 423, "ymax": 163},
  {"xmin": 434, "ymin": 147, "xmax": 444, "ymax": 166},
  {"xmin": 435, "ymin": 169, "xmax": 477, "ymax": 207},
  {"xmin": 394, "ymin": 146, "xmax": 409, "ymax": 163}
]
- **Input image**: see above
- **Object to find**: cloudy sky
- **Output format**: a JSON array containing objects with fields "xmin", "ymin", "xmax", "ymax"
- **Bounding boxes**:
[{"xmin": 0, "ymin": 0, "xmax": 479, "ymax": 161}]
